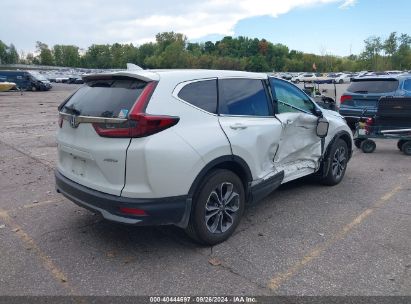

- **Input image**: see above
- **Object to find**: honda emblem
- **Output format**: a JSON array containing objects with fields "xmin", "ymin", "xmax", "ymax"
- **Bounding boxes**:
[{"xmin": 70, "ymin": 115, "xmax": 78, "ymax": 128}]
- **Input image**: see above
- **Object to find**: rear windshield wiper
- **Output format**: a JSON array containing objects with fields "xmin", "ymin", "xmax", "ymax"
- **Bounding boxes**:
[
  {"xmin": 63, "ymin": 104, "xmax": 81, "ymax": 115},
  {"xmin": 353, "ymin": 90, "xmax": 368, "ymax": 94}
]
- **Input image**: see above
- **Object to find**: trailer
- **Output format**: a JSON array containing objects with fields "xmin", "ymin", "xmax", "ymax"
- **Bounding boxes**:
[{"xmin": 354, "ymin": 97, "xmax": 411, "ymax": 155}]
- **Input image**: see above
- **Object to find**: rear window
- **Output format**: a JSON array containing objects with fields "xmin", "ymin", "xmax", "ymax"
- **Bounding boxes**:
[
  {"xmin": 61, "ymin": 77, "xmax": 146, "ymax": 118},
  {"xmin": 347, "ymin": 79, "xmax": 399, "ymax": 94},
  {"xmin": 178, "ymin": 79, "xmax": 217, "ymax": 113}
]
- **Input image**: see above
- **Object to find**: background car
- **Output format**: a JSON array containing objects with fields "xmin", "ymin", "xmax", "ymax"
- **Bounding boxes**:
[
  {"xmin": 292, "ymin": 73, "xmax": 321, "ymax": 83},
  {"xmin": 339, "ymin": 75, "xmax": 411, "ymax": 128},
  {"xmin": 277, "ymin": 72, "xmax": 293, "ymax": 80},
  {"xmin": 334, "ymin": 73, "xmax": 358, "ymax": 84}
]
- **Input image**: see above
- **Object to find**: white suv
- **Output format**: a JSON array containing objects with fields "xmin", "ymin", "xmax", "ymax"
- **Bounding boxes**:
[{"xmin": 55, "ymin": 69, "xmax": 353, "ymax": 245}]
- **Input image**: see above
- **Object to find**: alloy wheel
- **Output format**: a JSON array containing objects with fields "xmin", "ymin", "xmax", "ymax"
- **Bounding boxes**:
[
  {"xmin": 332, "ymin": 146, "xmax": 347, "ymax": 180},
  {"xmin": 205, "ymin": 182, "xmax": 240, "ymax": 234}
]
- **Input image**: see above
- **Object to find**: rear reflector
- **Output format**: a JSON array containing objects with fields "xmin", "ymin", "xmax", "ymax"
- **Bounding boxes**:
[
  {"xmin": 340, "ymin": 95, "xmax": 352, "ymax": 104},
  {"xmin": 119, "ymin": 207, "xmax": 147, "ymax": 216},
  {"xmin": 92, "ymin": 81, "xmax": 179, "ymax": 138}
]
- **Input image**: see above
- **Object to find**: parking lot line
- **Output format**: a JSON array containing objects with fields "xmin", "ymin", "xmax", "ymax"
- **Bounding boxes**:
[
  {"xmin": 267, "ymin": 182, "xmax": 406, "ymax": 291},
  {"xmin": 0, "ymin": 209, "xmax": 76, "ymax": 295}
]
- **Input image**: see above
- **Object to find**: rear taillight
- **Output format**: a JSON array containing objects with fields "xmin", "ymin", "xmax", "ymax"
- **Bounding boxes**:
[
  {"xmin": 340, "ymin": 95, "xmax": 352, "ymax": 104},
  {"xmin": 92, "ymin": 123, "xmax": 131, "ymax": 137},
  {"xmin": 128, "ymin": 114, "xmax": 179, "ymax": 137},
  {"xmin": 92, "ymin": 81, "xmax": 179, "ymax": 138},
  {"xmin": 365, "ymin": 117, "xmax": 374, "ymax": 134}
]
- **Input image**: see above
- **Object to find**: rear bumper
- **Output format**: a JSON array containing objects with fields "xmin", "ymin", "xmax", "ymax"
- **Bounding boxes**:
[{"xmin": 55, "ymin": 170, "xmax": 190, "ymax": 227}]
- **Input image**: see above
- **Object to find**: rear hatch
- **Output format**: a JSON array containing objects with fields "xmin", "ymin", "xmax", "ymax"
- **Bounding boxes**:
[
  {"xmin": 57, "ymin": 73, "xmax": 156, "ymax": 196},
  {"xmin": 340, "ymin": 78, "xmax": 399, "ymax": 117}
]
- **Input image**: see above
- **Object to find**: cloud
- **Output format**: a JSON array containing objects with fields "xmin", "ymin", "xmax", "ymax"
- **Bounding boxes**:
[
  {"xmin": 1, "ymin": 0, "xmax": 355, "ymax": 50},
  {"xmin": 339, "ymin": 0, "xmax": 357, "ymax": 9},
  {"xmin": 104, "ymin": 0, "xmax": 355, "ymax": 44}
]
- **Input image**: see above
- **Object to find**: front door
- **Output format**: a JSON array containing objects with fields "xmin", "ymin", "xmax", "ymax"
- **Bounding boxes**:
[{"xmin": 269, "ymin": 78, "xmax": 322, "ymax": 183}]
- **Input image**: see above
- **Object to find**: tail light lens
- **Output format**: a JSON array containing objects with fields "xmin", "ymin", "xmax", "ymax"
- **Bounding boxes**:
[
  {"xmin": 340, "ymin": 95, "xmax": 352, "ymax": 104},
  {"xmin": 93, "ymin": 81, "xmax": 179, "ymax": 138},
  {"xmin": 365, "ymin": 117, "xmax": 374, "ymax": 134}
]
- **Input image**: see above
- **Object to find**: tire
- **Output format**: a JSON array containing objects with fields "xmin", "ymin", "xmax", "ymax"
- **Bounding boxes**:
[
  {"xmin": 321, "ymin": 139, "xmax": 349, "ymax": 186},
  {"xmin": 339, "ymin": 79, "xmax": 344, "ymax": 84},
  {"xmin": 397, "ymin": 140, "xmax": 406, "ymax": 151},
  {"xmin": 295, "ymin": 80, "xmax": 300, "ymax": 84},
  {"xmin": 354, "ymin": 139, "xmax": 364, "ymax": 149},
  {"xmin": 185, "ymin": 169, "xmax": 245, "ymax": 245},
  {"xmin": 31, "ymin": 86, "xmax": 37, "ymax": 92},
  {"xmin": 360, "ymin": 139, "xmax": 376, "ymax": 153},
  {"xmin": 401, "ymin": 141, "xmax": 411, "ymax": 156}
]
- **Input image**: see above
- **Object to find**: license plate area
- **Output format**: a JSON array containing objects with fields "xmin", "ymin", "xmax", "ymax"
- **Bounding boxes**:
[{"xmin": 71, "ymin": 155, "xmax": 86, "ymax": 177}]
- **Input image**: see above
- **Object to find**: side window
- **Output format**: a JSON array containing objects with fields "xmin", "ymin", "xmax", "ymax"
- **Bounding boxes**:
[
  {"xmin": 270, "ymin": 79, "xmax": 315, "ymax": 114},
  {"xmin": 178, "ymin": 79, "xmax": 217, "ymax": 113},
  {"xmin": 219, "ymin": 79, "xmax": 271, "ymax": 116},
  {"xmin": 403, "ymin": 79, "xmax": 411, "ymax": 92}
]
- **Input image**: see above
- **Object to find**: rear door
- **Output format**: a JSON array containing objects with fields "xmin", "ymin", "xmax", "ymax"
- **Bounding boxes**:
[
  {"xmin": 57, "ymin": 75, "xmax": 151, "ymax": 196},
  {"xmin": 217, "ymin": 78, "xmax": 283, "ymax": 181},
  {"xmin": 269, "ymin": 78, "xmax": 321, "ymax": 182}
]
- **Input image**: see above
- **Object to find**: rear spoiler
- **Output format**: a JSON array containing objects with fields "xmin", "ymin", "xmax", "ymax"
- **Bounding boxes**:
[{"xmin": 82, "ymin": 71, "xmax": 159, "ymax": 83}]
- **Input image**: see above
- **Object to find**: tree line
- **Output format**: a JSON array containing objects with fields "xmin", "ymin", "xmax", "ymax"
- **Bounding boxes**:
[{"xmin": 1, "ymin": 31, "xmax": 411, "ymax": 72}]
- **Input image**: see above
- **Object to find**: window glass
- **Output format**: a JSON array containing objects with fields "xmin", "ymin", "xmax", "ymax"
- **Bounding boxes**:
[
  {"xmin": 178, "ymin": 79, "xmax": 217, "ymax": 113},
  {"xmin": 347, "ymin": 80, "xmax": 399, "ymax": 93},
  {"xmin": 269, "ymin": 78, "xmax": 315, "ymax": 114},
  {"xmin": 403, "ymin": 79, "xmax": 411, "ymax": 91},
  {"xmin": 219, "ymin": 79, "xmax": 270, "ymax": 116},
  {"xmin": 62, "ymin": 76, "xmax": 146, "ymax": 118}
]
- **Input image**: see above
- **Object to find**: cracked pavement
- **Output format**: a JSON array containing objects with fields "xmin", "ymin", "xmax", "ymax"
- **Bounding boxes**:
[{"xmin": 0, "ymin": 84, "xmax": 410, "ymax": 296}]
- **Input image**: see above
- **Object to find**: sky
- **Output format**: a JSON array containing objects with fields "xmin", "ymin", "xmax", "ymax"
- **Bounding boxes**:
[{"xmin": 1, "ymin": 0, "xmax": 410, "ymax": 57}]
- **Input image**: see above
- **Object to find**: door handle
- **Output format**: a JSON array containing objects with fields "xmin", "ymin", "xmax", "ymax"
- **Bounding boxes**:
[
  {"xmin": 285, "ymin": 119, "xmax": 294, "ymax": 125},
  {"xmin": 230, "ymin": 123, "xmax": 247, "ymax": 130}
]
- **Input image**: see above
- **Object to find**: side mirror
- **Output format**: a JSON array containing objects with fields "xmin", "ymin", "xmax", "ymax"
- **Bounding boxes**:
[
  {"xmin": 316, "ymin": 117, "xmax": 329, "ymax": 138},
  {"xmin": 314, "ymin": 107, "xmax": 323, "ymax": 117}
]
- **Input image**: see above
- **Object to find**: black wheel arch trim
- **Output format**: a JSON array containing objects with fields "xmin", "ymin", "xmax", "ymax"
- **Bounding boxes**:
[
  {"xmin": 187, "ymin": 155, "xmax": 253, "ymax": 200},
  {"xmin": 178, "ymin": 155, "xmax": 253, "ymax": 229}
]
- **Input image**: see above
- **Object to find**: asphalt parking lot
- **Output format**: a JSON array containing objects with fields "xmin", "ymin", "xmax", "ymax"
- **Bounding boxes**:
[{"xmin": 0, "ymin": 83, "xmax": 410, "ymax": 296}]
